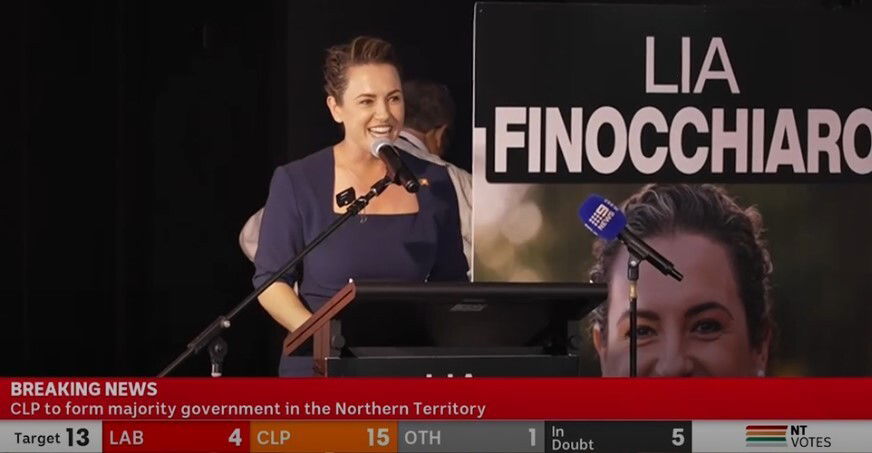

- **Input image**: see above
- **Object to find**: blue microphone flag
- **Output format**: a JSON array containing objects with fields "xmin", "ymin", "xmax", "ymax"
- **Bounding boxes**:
[{"xmin": 578, "ymin": 195, "xmax": 627, "ymax": 241}]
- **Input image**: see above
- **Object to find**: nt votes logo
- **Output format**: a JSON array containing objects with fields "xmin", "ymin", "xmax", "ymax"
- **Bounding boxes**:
[{"xmin": 745, "ymin": 424, "xmax": 832, "ymax": 449}]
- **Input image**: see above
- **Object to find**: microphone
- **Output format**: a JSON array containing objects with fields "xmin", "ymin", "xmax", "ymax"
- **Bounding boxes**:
[
  {"xmin": 371, "ymin": 139, "xmax": 420, "ymax": 193},
  {"xmin": 579, "ymin": 195, "xmax": 683, "ymax": 281}
]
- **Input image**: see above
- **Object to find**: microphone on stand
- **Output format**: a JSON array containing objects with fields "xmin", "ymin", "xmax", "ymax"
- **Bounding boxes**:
[
  {"xmin": 371, "ymin": 138, "xmax": 420, "ymax": 193},
  {"xmin": 578, "ymin": 194, "xmax": 683, "ymax": 378},
  {"xmin": 578, "ymin": 194, "xmax": 683, "ymax": 281}
]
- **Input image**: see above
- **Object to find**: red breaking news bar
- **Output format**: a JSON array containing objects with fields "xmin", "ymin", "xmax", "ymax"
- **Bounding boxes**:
[{"xmin": 2, "ymin": 378, "xmax": 871, "ymax": 420}]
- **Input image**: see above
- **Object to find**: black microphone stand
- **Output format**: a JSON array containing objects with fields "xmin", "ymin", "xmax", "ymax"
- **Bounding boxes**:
[
  {"xmin": 158, "ymin": 176, "xmax": 393, "ymax": 377},
  {"xmin": 627, "ymin": 253, "xmax": 641, "ymax": 377},
  {"xmin": 621, "ymin": 244, "xmax": 681, "ymax": 377}
]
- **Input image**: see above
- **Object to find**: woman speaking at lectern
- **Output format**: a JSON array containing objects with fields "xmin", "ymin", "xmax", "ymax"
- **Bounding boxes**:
[{"xmin": 252, "ymin": 36, "xmax": 468, "ymax": 376}]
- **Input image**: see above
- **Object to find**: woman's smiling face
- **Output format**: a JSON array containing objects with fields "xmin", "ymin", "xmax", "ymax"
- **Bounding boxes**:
[
  {"xmin": 327, "ymin": 63, "xmax": 404, "ymax": 153},
  {"xmin": 594, "ymin": 232, "xmax": 770, "ymax": 377}
]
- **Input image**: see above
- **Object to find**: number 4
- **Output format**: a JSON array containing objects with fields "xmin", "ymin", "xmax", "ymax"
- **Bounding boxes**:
[
  {"xmin": 672, "ymin": 428, "xmax": 685, "ymax": 446},
  {"xmin": 228, "ymin": 428, "xmax": 242, "ymax": 446}
]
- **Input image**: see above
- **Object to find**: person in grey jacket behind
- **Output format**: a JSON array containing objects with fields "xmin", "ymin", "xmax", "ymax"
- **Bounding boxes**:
[{"xmin": 239, "ymin": 79, "xmax": 472, "ymax": 269}]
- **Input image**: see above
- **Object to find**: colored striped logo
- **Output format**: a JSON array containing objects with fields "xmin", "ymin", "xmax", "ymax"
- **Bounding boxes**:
[{"xmin": 746, "ymin": 425, "xmax": 788, "ymax": 447}]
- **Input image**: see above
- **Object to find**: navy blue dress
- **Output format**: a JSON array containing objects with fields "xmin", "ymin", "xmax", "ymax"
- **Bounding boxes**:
[{"xmin": 253, "ymin": 147, "xmax": 469, "ymax": 376}]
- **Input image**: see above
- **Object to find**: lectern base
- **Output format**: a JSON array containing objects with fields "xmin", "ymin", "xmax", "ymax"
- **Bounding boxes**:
[{"xmin": 325, "ymin": 355, "xmax": 581, "ymax": 377}]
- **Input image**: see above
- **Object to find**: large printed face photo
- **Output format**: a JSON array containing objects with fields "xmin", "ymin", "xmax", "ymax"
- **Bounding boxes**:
[
  {"xmin": 593, "ymin": 232, "xmax": 769, "ymax": 377},
  {"xmin": 585, "ymin": 183, "xmax": 773, "ymax": 377}
]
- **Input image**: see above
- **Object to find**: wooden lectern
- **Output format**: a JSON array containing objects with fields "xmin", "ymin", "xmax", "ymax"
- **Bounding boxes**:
[{"xmin": 283, "ymin": 281, "xmax": 607, "ymax": 377}]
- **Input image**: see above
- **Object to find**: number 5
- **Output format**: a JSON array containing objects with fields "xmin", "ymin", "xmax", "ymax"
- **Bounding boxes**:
[{"xmin": 672, "ymin": 428, "xmax": 685, "ymax": 446}]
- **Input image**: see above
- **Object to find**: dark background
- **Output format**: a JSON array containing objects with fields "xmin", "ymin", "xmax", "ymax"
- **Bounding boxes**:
[{"xmin": 6, "ymin": 0, "xmax": 864, "ymax": 377}]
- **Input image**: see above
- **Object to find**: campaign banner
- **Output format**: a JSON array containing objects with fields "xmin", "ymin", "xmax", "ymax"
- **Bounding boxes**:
[
  {"xmin": 474, "ymin": 3, "xmax": 871, "ymax": 183},
  {"xmin": 472, "ymin": 3, "xmax": 872, "ymax": 377}
]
